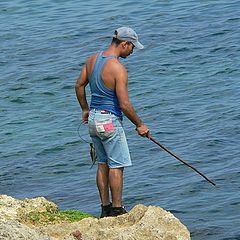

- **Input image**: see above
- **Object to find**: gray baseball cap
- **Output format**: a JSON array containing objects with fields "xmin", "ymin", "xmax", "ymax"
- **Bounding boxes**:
[{"xmin": 113, "ymin": 27, "xmax": 144, "ymax": 49}]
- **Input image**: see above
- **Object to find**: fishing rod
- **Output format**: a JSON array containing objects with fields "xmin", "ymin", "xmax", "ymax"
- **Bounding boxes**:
[{"xmin": 148, "ymin": 135, "xmax": 216, "ymax": 186}]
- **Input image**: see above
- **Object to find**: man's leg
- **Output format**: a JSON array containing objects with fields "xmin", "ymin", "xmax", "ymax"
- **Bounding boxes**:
[
  {"xmin": 109, "ymin": 167, "xmax": 124, "ymax": 207},
  {"xmin": 96, "ymin": 163, "xmax": 110, "ymax": 206},
  {"xmin": 97, "ymin": 163, "xmax": 112, "ymax": 218}
]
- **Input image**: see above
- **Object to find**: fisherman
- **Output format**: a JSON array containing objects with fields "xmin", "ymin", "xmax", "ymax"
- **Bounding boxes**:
[{"xmin": 75, "ymin": 27, "xmax": 149, "ymax": 217}]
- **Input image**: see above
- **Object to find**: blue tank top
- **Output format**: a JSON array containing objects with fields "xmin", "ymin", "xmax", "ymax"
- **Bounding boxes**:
[{"xmin": 89, "ymin": 51, "xmax": 123, "ymax": 119}]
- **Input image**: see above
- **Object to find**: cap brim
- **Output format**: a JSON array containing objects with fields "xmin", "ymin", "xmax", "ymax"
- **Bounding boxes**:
[{"xmin": 133, "ymin": 41, "xmax": 144, "ymax": 49}]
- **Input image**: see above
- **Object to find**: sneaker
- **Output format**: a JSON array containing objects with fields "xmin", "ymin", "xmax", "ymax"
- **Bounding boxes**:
[
  {"xmin": 100, "ymin": 203, "xmax": 112, "ymax": 218},
  {"xmin": 110, "ymin": 206, "xmax": 127, "ymax": 217}
]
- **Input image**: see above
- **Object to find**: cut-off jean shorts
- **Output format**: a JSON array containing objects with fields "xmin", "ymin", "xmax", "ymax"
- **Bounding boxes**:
[{"xmin": 88, "ymin": 109, "xmax": 132, "ymax": 168}]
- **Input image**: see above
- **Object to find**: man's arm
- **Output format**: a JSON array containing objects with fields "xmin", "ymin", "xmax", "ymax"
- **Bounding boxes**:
[
  {"xmin": 75, "ymin": 63, "xmax": 89, "ymax": 123},
  {"xmin": 115, "ymin": 63, "xmax": 149, "ymax": 136}
]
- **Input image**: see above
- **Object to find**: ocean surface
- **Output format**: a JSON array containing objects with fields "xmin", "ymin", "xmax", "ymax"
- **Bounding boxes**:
[{"xmin": 0, "ymin": 0, "xmax": 239, "ymax": 239}]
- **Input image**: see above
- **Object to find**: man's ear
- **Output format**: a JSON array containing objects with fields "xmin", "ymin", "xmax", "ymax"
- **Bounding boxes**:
[{"xmin": 121, "ymin": 41, "xmax": 128, "ymax": 49}]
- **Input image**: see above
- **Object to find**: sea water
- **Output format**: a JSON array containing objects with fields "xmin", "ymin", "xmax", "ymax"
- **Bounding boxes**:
[{"xmin": 0, "ymin": 1, "xmax": 239, "ymax": 239}]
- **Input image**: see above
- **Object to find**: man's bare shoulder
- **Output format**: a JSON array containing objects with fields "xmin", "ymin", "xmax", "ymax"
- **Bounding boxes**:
[
  {"xmin": 87, "ymin": 52, "xmax": 99, "ymax": 65},
  {"xmin": 85, "ymin": 52, "xmax": 99, "ymax": 75},
  {"xmin": 106, "ymin": 58, "xmax": 127, "ymax": 76}
]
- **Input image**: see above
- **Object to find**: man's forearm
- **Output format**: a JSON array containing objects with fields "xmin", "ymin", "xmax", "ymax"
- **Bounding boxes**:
[
  {"xmin": 75, "ymin": 85, "xmax": 89, "ymax": 111},
  {"xmin": 120, "ymin": 102, "xmax": 143, "ymax": 127}
]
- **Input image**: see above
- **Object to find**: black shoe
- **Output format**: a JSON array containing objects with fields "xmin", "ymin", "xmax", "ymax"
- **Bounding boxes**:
[
  {"xmin": 110, "ymin": 206, "xmax": 127, "ymax": 217},
  {"xmin": 100, "ymin": 203, "xmax": 112, "ymax": 218}
]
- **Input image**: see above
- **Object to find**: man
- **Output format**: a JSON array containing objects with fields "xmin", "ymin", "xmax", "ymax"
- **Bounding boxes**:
[{"xmin": 75, "ymin": 27, "xmax": 149, "ymax": 217}]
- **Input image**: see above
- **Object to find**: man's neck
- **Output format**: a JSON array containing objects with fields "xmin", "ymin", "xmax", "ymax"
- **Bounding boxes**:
[{"xmin": 103, "ymin": 45, "xmax": 120, "ymax": 58}]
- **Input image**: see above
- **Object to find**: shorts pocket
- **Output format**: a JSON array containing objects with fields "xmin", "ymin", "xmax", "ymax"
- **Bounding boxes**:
[{"xmin": 95, "ymin": 117, "xmax": 115, "ymax": 138}]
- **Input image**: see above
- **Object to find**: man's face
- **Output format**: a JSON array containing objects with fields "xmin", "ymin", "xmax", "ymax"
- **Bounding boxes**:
[{"xmin": 120, "ymin": 42, "xmax": 135, "ymax": 58}]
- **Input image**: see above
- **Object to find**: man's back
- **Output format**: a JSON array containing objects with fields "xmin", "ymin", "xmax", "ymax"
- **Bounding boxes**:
[
  {"xmin": 88, "ymin": 51, "xmax": 123, "ymax": 118},
  {"xmin": 86, "ymin": 51, "xmax": 126, "ymax": 92}
]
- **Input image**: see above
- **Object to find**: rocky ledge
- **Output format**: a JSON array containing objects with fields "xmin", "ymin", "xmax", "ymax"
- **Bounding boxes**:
[{"xmin": 0, "ymin": 195, "xmax": 190, "ymax": 240}]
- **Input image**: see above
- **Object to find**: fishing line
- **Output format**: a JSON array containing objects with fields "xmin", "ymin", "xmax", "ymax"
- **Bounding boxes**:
[
  {"xmin": 77, "ymin": 121, "xmax": 91, "ymax": 144},
  {"xmin": 77, "ymin": 121, "xmax": 97, "ymax": 168}
]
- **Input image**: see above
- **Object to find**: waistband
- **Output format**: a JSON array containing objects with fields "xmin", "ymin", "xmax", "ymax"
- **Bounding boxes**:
[
  {"xmin": 90, "ymin": 109, "xmax": 112, "ymax": 114},
  {"xmin": 90, "ymin": 108, "xmax": 123, "ymax": 121}
]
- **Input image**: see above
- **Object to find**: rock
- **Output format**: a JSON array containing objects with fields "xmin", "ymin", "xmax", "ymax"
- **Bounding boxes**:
[
  {"xmin": 0, "ymin": 194, "xmax": 58, "ymax": 222},
  {"xmin": 0, "ymin": 195, "xmax": 191, "ymax": 240},
  {"xmin": 71, "ymin": 230, "xmax": 83, "ymax": 240},
  {"xmin": 0, "ymin": 219, "xmax": 52, "ymax": 240},
  {"xmin": 39, "ymin": 204, "xmax": 190, "ymax": 240}
]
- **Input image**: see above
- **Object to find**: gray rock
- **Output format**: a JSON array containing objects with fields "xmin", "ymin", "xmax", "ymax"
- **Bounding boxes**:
[
  {"xmin": 40, "ymin": 204, "xmax": 191, "ymax": 240},
  {"xmin": 0, "ymin": 195, "xmax": 58, "ymax": 222},
  {"xmin": 0, "ymin": 195, "xmax": 191, "ymax": 240},
  {"xmin": 0, "ymin": 220, "xmax": 52, "ymax": 240}
]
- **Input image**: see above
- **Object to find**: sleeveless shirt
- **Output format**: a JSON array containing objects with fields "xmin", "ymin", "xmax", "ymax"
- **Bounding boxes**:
[{"xmin": 89, "ymin": 51, "xmax": 122, "ymax": 119}]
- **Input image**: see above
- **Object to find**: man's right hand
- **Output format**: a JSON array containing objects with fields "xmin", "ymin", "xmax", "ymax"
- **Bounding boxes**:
[
  {"xmin": 82, "ymin": 110, "xmax": 89, "ymax": 123},
  {"xmin": 136, "ymin": 124, "xmax": 150, "ymax": 138}
]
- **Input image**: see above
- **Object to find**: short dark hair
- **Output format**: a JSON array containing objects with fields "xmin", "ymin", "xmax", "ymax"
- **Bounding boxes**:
[{"xmin": 111, "ymin": 37, "xmax": 125, "ymax": 46}]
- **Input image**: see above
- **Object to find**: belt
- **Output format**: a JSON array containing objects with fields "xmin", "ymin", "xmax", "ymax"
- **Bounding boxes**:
[
  {"xmin": 100, "ymin": 110, "xmax": 111, "ymax": 114},
  {"xmin": 92, "ymin": 109, "xmax": 111, "ymax": 114}
]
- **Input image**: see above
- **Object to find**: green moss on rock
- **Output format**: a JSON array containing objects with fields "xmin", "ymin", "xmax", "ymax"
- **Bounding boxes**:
[{"xmin": 23, "ymin": 209, "xmax": 94, "ymax": 226}]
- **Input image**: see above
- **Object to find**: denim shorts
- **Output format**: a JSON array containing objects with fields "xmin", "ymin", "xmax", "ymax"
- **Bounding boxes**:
[{"xmin": 88, "ymin": 109, "xmax": 132, "ymax": 168}]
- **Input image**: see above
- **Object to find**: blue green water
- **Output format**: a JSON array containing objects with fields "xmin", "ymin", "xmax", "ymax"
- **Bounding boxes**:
[{"xmin": 0, "ymin": 1, "xmax": 239, "ymax": 239}]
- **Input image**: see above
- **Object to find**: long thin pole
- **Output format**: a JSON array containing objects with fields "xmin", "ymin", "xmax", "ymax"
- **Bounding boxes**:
[{"xmin": 149, "ymin": 136, "xmax": 216, "ymax": 186}]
